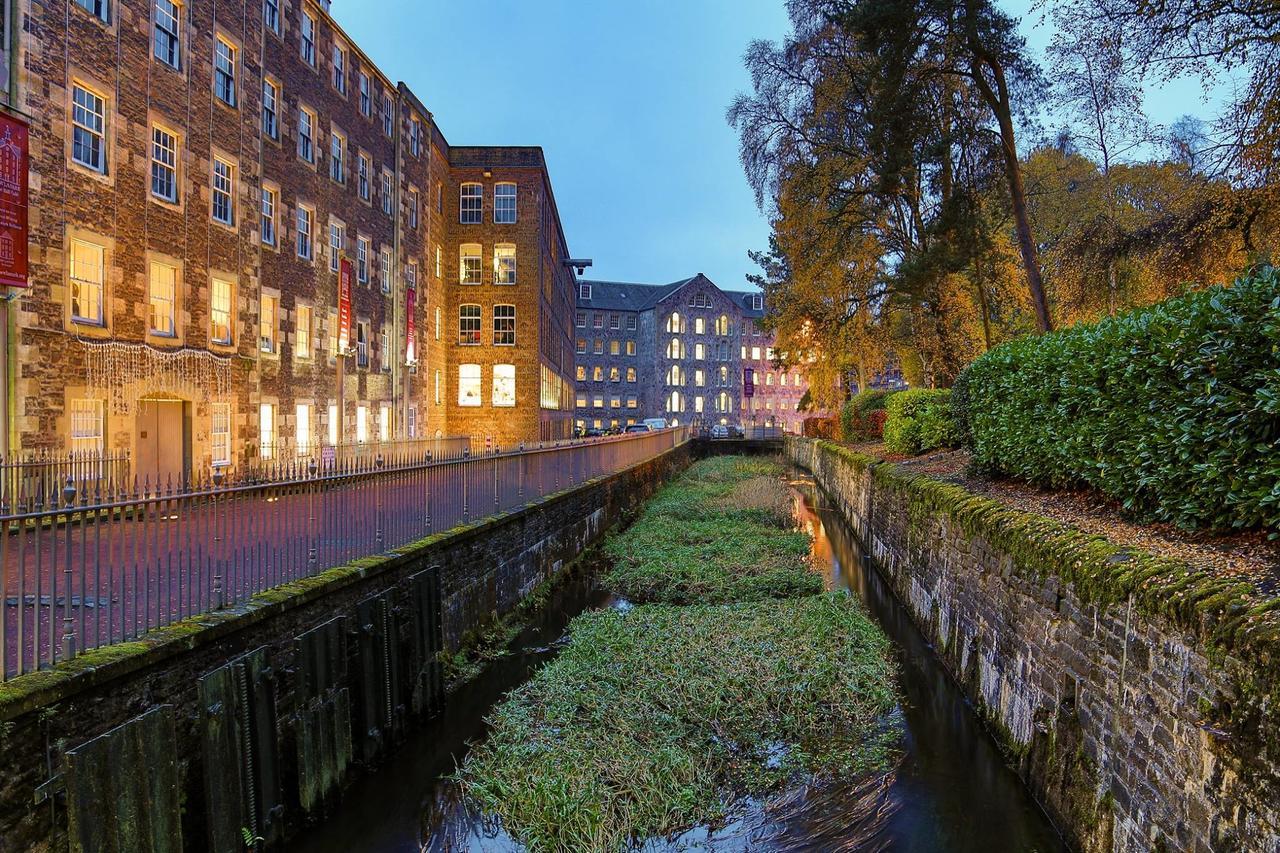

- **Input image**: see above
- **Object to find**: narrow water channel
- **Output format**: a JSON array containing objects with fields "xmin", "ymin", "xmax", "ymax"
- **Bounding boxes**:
[{"xmin": 290, "ymin": 465, "xmax": 1065, "ymax": 852}]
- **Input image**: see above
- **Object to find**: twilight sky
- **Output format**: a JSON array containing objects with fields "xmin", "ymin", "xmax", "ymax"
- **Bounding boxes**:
[{"xmin": 337, "ymin": 0, "xmax": 1222, "ymax": 292}]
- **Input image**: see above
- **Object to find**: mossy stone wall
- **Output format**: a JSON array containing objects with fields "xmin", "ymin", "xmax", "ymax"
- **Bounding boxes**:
[{"xmin": 788, "ymin": 437, "xmax": 1280, "ymax": 853}]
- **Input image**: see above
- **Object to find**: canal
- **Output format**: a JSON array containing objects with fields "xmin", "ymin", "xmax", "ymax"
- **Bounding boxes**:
[{"xmin": 290, "ymin": 465, "xmax": 1065, "ymax": 852}]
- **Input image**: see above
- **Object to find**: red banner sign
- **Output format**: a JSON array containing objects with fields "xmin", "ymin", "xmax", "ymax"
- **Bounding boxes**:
[
  {"xmin": 743, "ymin": 367, "xmax": 755, "ymax": 398},
  {"xmin": 405, "ymin": 286, "xmax": 417, "ymax": 364},
  {"xmin": 0, "ymin": 113, "xmax": 28, "ymax": 289},
  {"xmin": 337, "ymin": 256, "xmax": 353, "ymax": 352}
]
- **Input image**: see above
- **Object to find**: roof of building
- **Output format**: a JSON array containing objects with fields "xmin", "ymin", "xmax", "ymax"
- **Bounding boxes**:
[{"xmin": 577, "ymin": 275, "xmax": 766, "ymax": 316}]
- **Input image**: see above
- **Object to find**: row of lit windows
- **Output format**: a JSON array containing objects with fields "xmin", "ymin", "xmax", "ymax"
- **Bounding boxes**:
[
  {"xmin": 459, "ymin": 182, "xmax": 517, "ymax": 225},
  {"xmin": 457, "ymin": 304, "xmax": 516, "ymax": 346},
  {"xmin": 576, "ymin": 339, "xmax": 637, "ymax": 356},
  {"xmin": 663, "ymin": 340, "xmax": 732, "ymax": 361},
  {"xmin": 575, "ymin": 394, "xmax": 640, "ymax": 409},
  {"xmin": 664, "ymin": 392, "xmax": 735, "ymax": 415},
  {"xmin": 575, "ymin": 365, "xmax": 638, "ymax": 383},
  {"xmin": 458, "ymin": 243, "xmax": 518, "ymax": 285}
]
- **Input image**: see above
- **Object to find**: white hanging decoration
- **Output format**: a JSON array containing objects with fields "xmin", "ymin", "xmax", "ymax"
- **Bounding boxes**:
[{"xmin": 79, "ymin": 339, "xmax": 234, "ymax": 414}]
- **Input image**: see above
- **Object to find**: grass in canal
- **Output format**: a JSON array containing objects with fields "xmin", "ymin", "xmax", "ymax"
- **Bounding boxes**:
[
  {"xmin": 602, "ymin": 455, "xmax": 822, "ymax": 604},
  {"xmin": 456, "ymin": 595, "xmax": 901, "ymax": 852}
]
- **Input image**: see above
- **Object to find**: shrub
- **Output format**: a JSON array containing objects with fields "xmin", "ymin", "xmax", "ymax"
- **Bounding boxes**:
[
  {"xmin": 949, "ymin": 366, "xmax": 973, "ymax": 447},
  {"xmin": 882, "ymin": 389, "xmax": 956, "ymax": 456},
  {"xmin": 839, "ymin": 389, "xmax": 894, "ymax": 443},
  {"xmin": 963, "ymin": 265, "xmax": 1280, "ymax": 531}
]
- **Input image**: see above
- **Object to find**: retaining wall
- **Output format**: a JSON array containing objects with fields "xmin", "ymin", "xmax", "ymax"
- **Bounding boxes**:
[
  {"xmin": 788, "ymin": 437, "xmax": 1280, "ymax": 853},
  {"xmin": 0, "ymin": 441, "xmax": 692, "ymax": 851}
]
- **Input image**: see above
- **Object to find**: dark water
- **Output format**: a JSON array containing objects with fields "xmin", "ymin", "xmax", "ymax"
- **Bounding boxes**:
[{"xmin": 291, "ymin": 471, "xmax": 1066, "ymax": 852}]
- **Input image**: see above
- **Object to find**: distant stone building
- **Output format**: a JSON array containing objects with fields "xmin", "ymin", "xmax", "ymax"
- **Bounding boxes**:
[
  {"xmin": 3, "ymin": 0, "xmax": 578, "ymax": 483},
  {"xmin": 573, "ymin": 274, "xmax": 811, "ymax": 433}
]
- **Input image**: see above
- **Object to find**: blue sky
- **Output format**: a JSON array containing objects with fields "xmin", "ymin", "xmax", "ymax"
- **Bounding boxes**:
[{"xmin": 338, "ymin": 1, "xmax": 1223, "ymax": 292}]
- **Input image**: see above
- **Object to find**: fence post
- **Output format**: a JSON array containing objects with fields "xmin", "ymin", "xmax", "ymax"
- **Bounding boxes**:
[
  {"xmin": 211, "ymin": 467, "xmax": 225, "ymax": 609},
  {"xmin": 61, "ymin": 475, "xmax": 78, "ymax": 661}
]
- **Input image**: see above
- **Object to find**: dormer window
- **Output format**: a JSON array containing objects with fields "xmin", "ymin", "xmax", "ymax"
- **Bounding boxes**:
[
  {"xmin": 750, "ymin": 294, "xmax": 763, "ymax": 311},
  {"xmin": 579, "ymin": 283, "xmax": 592, "ymax": 300}
]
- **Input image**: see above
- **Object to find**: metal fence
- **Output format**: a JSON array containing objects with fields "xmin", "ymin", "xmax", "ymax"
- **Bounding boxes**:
[
  {"xmin": 0, "ymin": 426, "xmax": 690, "ymax": 680},
  {"xmin": 0, "ymin": 452, "xmax": 131, "ymax": 515}
]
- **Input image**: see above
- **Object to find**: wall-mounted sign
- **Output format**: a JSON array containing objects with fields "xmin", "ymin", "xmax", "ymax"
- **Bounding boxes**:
[
  {"xmin": 0, "ymin": 113, "xmax": 28, "ymax": 289},
  {"xmin": 337, "ymin": 256, "xmax": 353, "ymax": 352},
  {"xmin": 405, "ymin": 286, "xmax": 416, "ymax": 364}
]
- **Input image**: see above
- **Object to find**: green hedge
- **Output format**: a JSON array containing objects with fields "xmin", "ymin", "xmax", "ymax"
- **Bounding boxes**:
[
  {"xmin": 964, "ymin": 265, "xmax": 1280, "ymax": 531},
  {"xmin": 882, "ymin": 389, "xmax": 956, "ymax": 455},
  {"xmin": 839, "ymin": 389, "xmax": 894, "ymax": 443}
]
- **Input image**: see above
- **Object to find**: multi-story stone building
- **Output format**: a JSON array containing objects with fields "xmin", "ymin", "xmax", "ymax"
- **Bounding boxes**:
[
  {"xmin": 573, "ymin": 273, "xmax": 811, "ymax": 433},
  {"xmin": 1, "ymin": 0, "xmax": 577, "ymax": 483}
]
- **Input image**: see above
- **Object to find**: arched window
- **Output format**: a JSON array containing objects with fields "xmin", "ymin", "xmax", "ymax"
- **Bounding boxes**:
[
  {"xmin": 719, "ymin": 366, "xmax": 729, "ymax": 386},
  {"xmin": 666, "ymin": 337, "xmax": 684, "ymax": 360},
  {"xmin": 667, "ymin": 391, "xmax": 683, "ymax": 413},
  {"xmin": 717, "ymin": 391, "xmax": 732, "ymax": 413},
  {"xmin": 715, "ymin": 314, "xmax": 731, "ymax": 336},
  {"xmin": 666, "ymin": 312, "xmax": 683, "ymax": 333}
]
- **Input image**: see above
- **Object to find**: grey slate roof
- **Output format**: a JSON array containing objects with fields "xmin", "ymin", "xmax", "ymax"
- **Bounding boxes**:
[
  {"xmin": 577, "ymin": 275, "xmax": 768, "ymax": 316},
  {"xmin": 576, "ymin": 277, "xmax": 697, "ymax": 311}
]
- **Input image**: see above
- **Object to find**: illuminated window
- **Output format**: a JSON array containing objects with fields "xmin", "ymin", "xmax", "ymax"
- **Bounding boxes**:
[
  {"xmin": 458, "ymin": 364, "xmax": 482, "ymax": 406},
  {"xmin": 494, "ymin": 244, "xmax": 516, "ymax": 284},
  {"xmin": 211, "ymin": 403, "xmax": 230, "ymax": 465},
  {"xmin": 694, "ymin": 317, "xmax": 705, "ymax": 335},
  {"xmin": 259, "ymin": 403, "xmax": 275, "ymax": 459},
  {"xmin": 296, "ymin": 305, "xmax": 312, "ymax": 358},
  {"xmin": 493, "ymin": 364, "xmax": 516, "ymax": 407},
  {"xmin": 626, "ymin": 367, "xmax": 636, "ymax": 382},
  {"xmin": 70, "ymin": 399, "xmax": 105, "ymax": 455},
  {"xmin": 356, "ymin": 405, "xmax": 368, "ymax": 443},
  {"xmin": 210, "ymin": 278, "xmax": 233, "ymax": 344},
  {"xmin": 69, "ymin": 239, "xmax": 105, "ymax": 325},
  {"xmin": 459, "ymin": 244, "xmax": 482, "ymax": 284},
  {"xmin": 296, "ymin": 404, "xmax": 312, "ymax": 455},
  {"xmin": 259, "ymin": 294, "xmax": 277, "ymax": 353},
  {"xmin": 379, "ymin": 404, "xmax": 391, "ymax": 442},
  {"xmin": 149, "ymin": 261, "xmax": 177, "ymax": 336}
]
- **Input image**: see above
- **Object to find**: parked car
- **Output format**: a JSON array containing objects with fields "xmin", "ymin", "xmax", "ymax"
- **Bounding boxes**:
[
  {"xmin": 710, "ymin": 424, "xmax": 730, "ymax": 439},
  {"xmin": 584, "ymin": 427, "xmax": 604, "ymax": 438},
  {"xmin": 625, "ymin": 424, "xmax": 651, "ymax": 434},
  {"xmin": 642, "ymin": 418, "xmax": 668, "ymax": 431}
]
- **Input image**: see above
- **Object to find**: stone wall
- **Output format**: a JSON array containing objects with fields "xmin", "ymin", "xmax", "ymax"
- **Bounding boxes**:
[
  {"xmin": 788, "ymin": 438, "xmax": 1280, "ymax": 853},
  {"xmin": 0, "ymin": 441, "xmax": 691, "ymax": 851}
]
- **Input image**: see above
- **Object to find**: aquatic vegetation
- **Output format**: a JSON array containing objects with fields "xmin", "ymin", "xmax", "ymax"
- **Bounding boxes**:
[
  {"xmin": 456, "ymin": 595, "xmax": 900, "ymax": 852},
  {"xmin": 602, "ymin": 456, "xmax": 822, "ymax": 604}
]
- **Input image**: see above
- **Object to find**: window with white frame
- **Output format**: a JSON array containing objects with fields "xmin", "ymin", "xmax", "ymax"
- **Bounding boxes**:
[
  {"xmin": 434, "ymin": 369, "xmax": 441, "ymax": 405},
  {"xmin": 296, "ymin": 305, "xmax": 312, "ymax": 358},
  {"xmin": 435, "ymin": 245, "xmax": 442, "ymax": 279},
  {"xmin": 262, "ymin": 78, "xmax": 279, "ymax": 139},
  {"xmin": 458, "ymin": 304, "xmax": 481, "ymax": 345},
  {"xmin": 296, "ymin": 205, "xmax": 313, "ymax": 259},
  {"xmin": 69, "ymin": 239, "xmax": 105, "ymax": 325},
  {"xmin": 297, "ymin": 106, "xmax": 315, "ymax": 162},
  {"xmin": 493, "ymin": 244, "xmax": 516, "ymax": 285},
  {"xmin": 211, "ymin": 403, "xmax": 230, "ymax": 466},
  {"xmin": 493, "ymin": 364, "xmax": 516, "ymax": 407},
  {"xmin": 405, "ymin": 261, "xmax": 417, "ymax": 296},
  {"xmin": 332, "ymin": 42, "xmax": 346, "ymax": 93},
  {"xmin": 263, "ymin": 0, "xmax": 280, "ymax": 34},
  {"xmin": 459, "ymin": 183, "xmax": 482, "ymax": 224},
  {"xmin": 407, "ymin": 405, "xmax": 417, "ymax": 438},
  {"xmin": 458, "ymin": 364, "xmax": 481, "ymax": 407},
  {"xmin": 260, "ymin": 293, "xmax": 277, "ymax": 352},
  {"xmin": 409, "ymin": 187, "xmax": 420, "ymax": 228},
  {"xmin": 379, "ymin": 247, "xmax": 391, "ymax": 293},
  {"xmin": 356, "ymin": 321, "xmax": 369, "ymax": 368},
  {"xmin": 154, "ymin": 0, "xmax": 181, "ymax": 68},
  {"xmin": 359, "ymin": 73, "xmax": 371, "ymax": 116},
  {"xmin": 210, "ymin": 277, "xmax": 232, "ymax": 344},
  {"xmin": 300, "ymin": 10, "xmax": 316, "ymax": 65},
  {"xmin": 329, "ymin": 220, "xmax": 344, "ymax": 272},
  {"xmin": 71, "ymin": 85, "xmax": 106, "ymax": 173},
  {"xmin": 381, "ymin": 91, "xmax": 393, "ymax": 136},
  {"xmin": 381, "ymin": 169, "xmax": 393, "ymax": 215},
  {"xmin": 379, "ymin": 404, "xmax": 391, "ymax": 441},
  {"xmin": 214, "ymin": 37, "xmax": 237, "ymax": 106},
  {"xmin": 296, "ymin": 404, "xmax": 312, "ymax": 455},
  {"xmin": 358, "ymin": 153, "xmax": 370, "ymax": 201},
  {"xmin": 76, "ymin": 0, "xmax": 110, "ymax": 23},
  {"xmin": 211, "ymin": 157, "xmax": 235, "ymax": 226},
  {"xmin": 151, "ymin": 126, "xmax": 178, "ymax": 203},
  {"xmin": 328, "ymin": 404, "xmax": 339, "ymax": 445},
  {"xmin": 149, "ymin": 261, "xmax": 177, "ymax": 336},
  {"xmin": 575, "ymin": 312, "xmax": 586, "ymax": 328},
  {"xmin": 459, "ymin": 244, "xmax": 481, "ymax": 284},
  {"xmin": 329, "ymin": 130, "xmax": 345, "ymax": 183},
  {"xmin": 579, "ymin": 282, "xmax": 592, "ymax": 300},
  {"xmin": 356, "ymin": 236, "xmax": 369, "ymax": 284},
  {"xmin": 409, "ymin": 119, "xmax": 421, "ymax": 156},
  {"xmin": 379, "ymin": 327, "xmax": 389, "ymax": 371},
  {"xmin": 751, "ymin": 295, "xmax": 763, "ymax": 311},
  {"xmin": 259, "ymin": 403, "xmax": 275, "ymax": 458},
  {"xmin": 260, "ymin": 185, "xmax": 277, "ymax": 246},
  {"xmin": 70, "ymin": 398, "xmax": 105, "ymax": 455},
  {"xmin": 494, "ymin": 183, "xmax": 516, "ymax": 223},
  {"xmin": 493, "ymin": 304, "xmax": 515, "ymax": 346}
]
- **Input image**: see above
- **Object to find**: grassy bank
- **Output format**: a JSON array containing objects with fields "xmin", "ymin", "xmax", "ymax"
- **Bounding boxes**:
[
  {"xmin": 602, "ymin": 455, "xmax": 821, "ymax": 604},
  {"xmin": 456, "ymin": 596, "xmax": 900, "ymax": 852}
]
